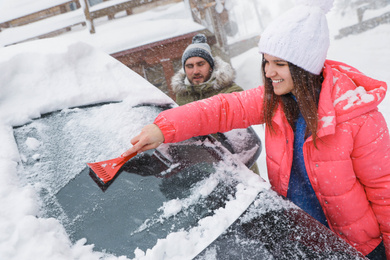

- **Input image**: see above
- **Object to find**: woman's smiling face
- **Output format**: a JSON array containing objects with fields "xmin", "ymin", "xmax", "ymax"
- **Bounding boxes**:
[{"xmin": 263, "ymin": 54, "xmax": 295, "ymax": 96}]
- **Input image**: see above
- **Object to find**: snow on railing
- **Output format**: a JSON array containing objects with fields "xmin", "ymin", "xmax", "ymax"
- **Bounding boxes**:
[
  {"xmin": 0, "ymin": 0, "xmax": 74, "ymax": 24},
  {"xmin": 0, "ymin": 0, "xmax": 177, "ymax": 46}
]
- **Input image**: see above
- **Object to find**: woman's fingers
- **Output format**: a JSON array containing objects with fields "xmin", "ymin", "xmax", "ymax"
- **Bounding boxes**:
[{"xmin": 122, "ymin": 124, "xmax": 164, "ymax": 157}]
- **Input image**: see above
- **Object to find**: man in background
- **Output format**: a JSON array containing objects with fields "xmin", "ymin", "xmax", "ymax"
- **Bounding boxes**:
[
  {"xmin": 171, "ymin": 33, "xmax": 260, "ymax": 174},
  {"xmin": 172, "ymin": 33, "xmax": 242, "ymax": 105}
]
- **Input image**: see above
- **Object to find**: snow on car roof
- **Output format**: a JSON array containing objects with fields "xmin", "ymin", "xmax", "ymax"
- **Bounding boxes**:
[{"xmin": 0, "ymin": 37, "xmax": 174, "ymax": 127}]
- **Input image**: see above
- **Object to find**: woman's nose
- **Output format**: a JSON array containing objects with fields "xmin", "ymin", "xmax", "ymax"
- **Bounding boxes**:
[{"xmin": 265, "ymin": 66, "xmax": 276, "ymax": 78}]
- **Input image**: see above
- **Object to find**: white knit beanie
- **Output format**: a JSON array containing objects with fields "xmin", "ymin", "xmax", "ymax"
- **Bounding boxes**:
[{"xmin": 258, "ymin": 0, "xmax": 334, "ymax": 75}]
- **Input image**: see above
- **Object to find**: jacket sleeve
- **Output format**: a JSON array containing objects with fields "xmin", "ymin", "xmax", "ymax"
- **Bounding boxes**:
[
  {"xmin": 351, "ymin": 110, "xmax": 390, "ymax": 257},
  {"xmin": 154, "ymin": 86, "xmax": 265, "ymax": 143}
]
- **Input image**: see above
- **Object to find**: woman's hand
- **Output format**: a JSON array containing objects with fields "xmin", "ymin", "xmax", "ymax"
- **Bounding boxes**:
[{"xmin": 122, "ymin": 124, "xmax": 164, "ymax": 157}]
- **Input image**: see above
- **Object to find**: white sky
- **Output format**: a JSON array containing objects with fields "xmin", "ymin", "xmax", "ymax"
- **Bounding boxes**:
[{"xmin": 0, "ymin": 1, "xmax": 389, "ymax": 259}]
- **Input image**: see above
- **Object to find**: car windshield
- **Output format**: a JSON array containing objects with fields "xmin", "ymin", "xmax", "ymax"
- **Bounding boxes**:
[
  {"xmin": 43, "ymin": 144, "xmax": 240, "ymax": 258},
  {"xmin": 13, "ymin": 102, "xmax": 265, "ymax": 259}
]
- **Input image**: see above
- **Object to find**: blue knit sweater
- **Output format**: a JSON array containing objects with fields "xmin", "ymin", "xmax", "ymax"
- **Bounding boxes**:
[{"xmin": 286, "ymin": 110, "xmax": 328, "ymax": 227}]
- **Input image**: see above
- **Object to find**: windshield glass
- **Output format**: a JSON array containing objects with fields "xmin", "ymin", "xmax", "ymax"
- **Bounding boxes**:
[
  {"xmin": 13, "ymin": 102, "xmax": 266, "ymax": 258},
  {"xmin": 48, "ymin": 145, "xmax": 239, "ymax": 257}
]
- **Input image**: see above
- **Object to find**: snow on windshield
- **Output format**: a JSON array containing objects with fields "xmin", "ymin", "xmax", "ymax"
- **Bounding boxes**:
[
  {"xmin": 132, "ymin": 160, "xmax": 269, "ymax": 260},
  {"xmin": 14, "ymin": 104, "xmax": 161, "ymax": 194},
  {"xmin": 12, "ymin": 98, "xmax": 270, "ymax": 260}
]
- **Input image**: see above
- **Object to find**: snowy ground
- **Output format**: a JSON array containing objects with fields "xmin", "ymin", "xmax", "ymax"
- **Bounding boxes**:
[{"xmin": 0, "ymin": 1, "xmax": 389, "ymax": 259}]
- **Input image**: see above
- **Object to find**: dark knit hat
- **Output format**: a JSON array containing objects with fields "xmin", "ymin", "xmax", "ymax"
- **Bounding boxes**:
[{"xmin": 182, "ymin": 34, "xmax": 214, "ymax": 69}]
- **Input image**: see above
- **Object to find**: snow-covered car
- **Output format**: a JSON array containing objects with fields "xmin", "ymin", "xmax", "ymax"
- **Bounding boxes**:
[{"xmin": 1, "ymin": 38, "xmax": 364, "ymax": 260}]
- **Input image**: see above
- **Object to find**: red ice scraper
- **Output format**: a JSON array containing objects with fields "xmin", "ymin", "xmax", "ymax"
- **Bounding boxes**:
[{"xmin": 87, "ymin": 152, "xmax": 137, "ymax": 184}]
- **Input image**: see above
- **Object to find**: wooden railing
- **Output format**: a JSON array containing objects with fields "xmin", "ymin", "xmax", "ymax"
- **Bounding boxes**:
[
  {"xmin": 0, "ymin": 1, "xmax": 80, "ymax": 32},
  {"xmin": 335, "ymin": 0, "xmax": 390, "ymax": 39},
  {"xmin": 85, "ymin": 0, "xmax": 167, "ymax": 33},
  {"xmin": 0, "ymin": 0, "xmax": 181, "ymax": 46},
  {"xmin": 336, "ymin": 11, "xmax": 390, "ymax": 39}
]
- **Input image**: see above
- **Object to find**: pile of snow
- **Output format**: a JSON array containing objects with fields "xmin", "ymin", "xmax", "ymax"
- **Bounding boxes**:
[{"xmin": 0, "ymin": 38, "xmax": 171, "ymax": 126}]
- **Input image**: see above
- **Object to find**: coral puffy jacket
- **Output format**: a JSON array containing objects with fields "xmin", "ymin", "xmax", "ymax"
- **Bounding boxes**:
[{"xmin": 154, "ymin": 60, "xmax": 390, "ymax": 257}]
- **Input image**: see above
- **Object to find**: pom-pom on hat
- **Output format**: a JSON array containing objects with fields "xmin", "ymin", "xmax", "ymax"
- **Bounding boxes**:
[
  {"xmin": 258, "ymin": 0, "xmax": 334, "ymax": 75},
  {"xmin": 182, "ymin": 34, "xmax": 214, "ymax": 69}
]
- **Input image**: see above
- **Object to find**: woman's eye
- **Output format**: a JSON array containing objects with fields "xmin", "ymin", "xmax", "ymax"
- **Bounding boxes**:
[{"xmin": 276, "ymin": 63, "xmax": 286, "ymax": 66}]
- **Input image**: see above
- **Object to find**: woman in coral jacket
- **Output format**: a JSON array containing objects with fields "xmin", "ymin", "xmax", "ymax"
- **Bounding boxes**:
[{"xmin": 123, "ymin": 1, "xmax": 390, "ymax": 258}]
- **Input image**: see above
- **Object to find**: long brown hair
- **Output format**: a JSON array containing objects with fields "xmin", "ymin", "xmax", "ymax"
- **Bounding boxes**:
[{"xmin": 262, "ymin": 60, "xmax": 323, "ymax": 147}]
